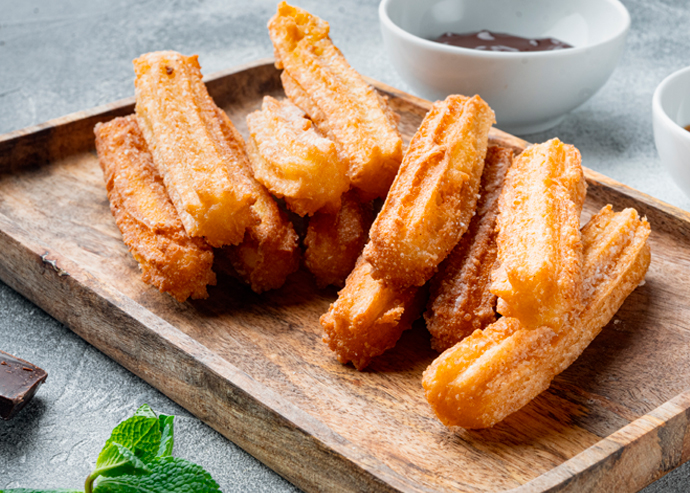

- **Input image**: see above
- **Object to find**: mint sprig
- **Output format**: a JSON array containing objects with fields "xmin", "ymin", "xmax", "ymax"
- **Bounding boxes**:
[
  {"xmin": 102, "ymin": 404, "xmax": 161, "ymax": 462},
  {"xmin": 93, "ymin": 457, "xmax": 220, "ymax": 493},
  {"xmin": 3, "ymin": 405, "xmax": 220, "ymax": 493}
]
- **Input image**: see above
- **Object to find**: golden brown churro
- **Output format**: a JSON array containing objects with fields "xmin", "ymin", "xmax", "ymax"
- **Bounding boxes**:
[
  {"xmin": 268, "ymin": 2, "xmax": 403, "ymax": 200},
  {"xmin": 363, "ymin": 95, "xmax": 495, "ymax": 287},
  {"xmin": 246, "ymin": 96, "xmax": 350, "ymax": 216},
  {"xmin": 423, "ymin": 205, "xmax": 651, "ymax": 429},
  {"xmin": 491, "ymin": 138, "xmax": 587, "ymax": 331},
  {"xmin": 95, "ymin": 116, "xmax": 216, "ymax": 302},
  {"xmin": 424, "ymin": 146, "xmax": 513, "ymax": 352},
  {"xmin": 220, "ymin": 191, "xmax": 300, "ymax": 294},
  {"xmin": 320, "ymin": 257, "xmax": 426, "ymax": 370},
  {"xmin": 133, "ymin": 51, "xmax": 258, "ymax": 247},
  {"xmin": 214, "ymin": 96, "xmax": 301, "ymax": 293},
  {"xmin": 304, "ymin": 191, "xmax": 373, "ymax": 289}
]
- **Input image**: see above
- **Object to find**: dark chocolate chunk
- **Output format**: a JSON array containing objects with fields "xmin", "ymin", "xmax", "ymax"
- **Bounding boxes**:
[{"xmin": 0, "ymin": 349, "xmax": 47, "ymax": 420}]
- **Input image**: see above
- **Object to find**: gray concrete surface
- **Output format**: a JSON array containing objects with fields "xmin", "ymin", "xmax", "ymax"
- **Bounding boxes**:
[{"xmin": 0, "ymin": 0, "xmax": 688, "ymax": 491}]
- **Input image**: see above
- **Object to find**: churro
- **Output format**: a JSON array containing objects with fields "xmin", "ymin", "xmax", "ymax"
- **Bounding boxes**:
[
  {"xmin": 304, "ymin": 191, "xmax": 373, "ymax": 288},
  {"xmin": 423, "ymin": 205, "xmax": 651, "ymax": 428},
  {"xmin": 268, "ymin": 2, "xmax": 403, "ymax": 200},
  {"xmin": 95, "ymin": 115, "xmax": 216, "ymax": 302},
  {"xmin": 425, "ymin": 146, "xmax": 513, "ymax": 352},
  {"xmin": 491, "ymin": 138, "xmax": 586, "ymax": 331},
  {"xmin": 363, "ymin": 95, "xmax": 495, "ymax": 287},
  {"xmin": 320, "ymin": 257, "xmax": 426, "ymax": 370},
  {"xmin": 133, "ymin": 51, "xmax": 258, "ymax": 247},
  {"xmin": 246, "ymin": 96, "xmax": 350, "ymax": 216},
  {"xmin": 212, "ymin": 94, "xmax": 301, "ymax": 293},
  {"xmin": 220, "ymin": 190, "xmax": 300, "ymax": 293}
]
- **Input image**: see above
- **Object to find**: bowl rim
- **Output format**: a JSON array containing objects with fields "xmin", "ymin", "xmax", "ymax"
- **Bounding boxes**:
[
  {"xmin": 378, "ymin": 0, "xmax": 631, "ymax": 58},
  {"xmin": 653, "ymin": 65, "xmax": 690, "ymax": 141}
]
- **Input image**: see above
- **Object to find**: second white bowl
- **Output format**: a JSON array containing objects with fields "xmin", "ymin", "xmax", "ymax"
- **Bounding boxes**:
[
  {"xmin": 653, "ymin": 66, "xmax": 690, "ymax": 200},
  {"xmin": 379, "ymin": 0, "xmax": 630, "ymax": 134}
]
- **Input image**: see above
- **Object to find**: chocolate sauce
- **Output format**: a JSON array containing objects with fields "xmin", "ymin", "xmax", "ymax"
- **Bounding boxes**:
[
  {"xmin": 0, "ymin": 349, "xmax": 47, "ymax": 420},
  {"xmin": 432, "ymin": 30, "xmax": 572, "ymax": 52},
  {"xmin": 685, "ymin": 124, "xmax": 690, "ymax": 133}
]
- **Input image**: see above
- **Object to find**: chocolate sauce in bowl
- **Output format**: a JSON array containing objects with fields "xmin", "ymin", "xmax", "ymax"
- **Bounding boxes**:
[{"xmin": 432, "ymin": 30, "xmax": 572, "ymax": 52}]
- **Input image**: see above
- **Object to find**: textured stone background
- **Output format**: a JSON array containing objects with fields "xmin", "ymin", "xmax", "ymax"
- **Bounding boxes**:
[{"xmin": 1, "ymin": 0, "xmax": 689, "ymax": 491}]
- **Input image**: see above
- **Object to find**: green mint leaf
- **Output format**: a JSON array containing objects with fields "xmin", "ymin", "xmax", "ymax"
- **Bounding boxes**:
[
  {"xmin": 1, "ymin": 490, "xmax": 83, "ymax": 493},
  {"xmin": 93, "ymin": 456, "xmax": 220, "ymax": 493},
  {"xmin": 91, "ymin": 442, "xmax": 152, "ymax": 478},
  {"xmin": 132, "ymin": 404, "xmax": 157, "ymax": 419},
  {"xmin": 156, "ymin": 414, "xmax": 174, "ymax": 457},
  {"xmin": 97, "ymin": 415, "xmax": 160, "ymax": 467}
]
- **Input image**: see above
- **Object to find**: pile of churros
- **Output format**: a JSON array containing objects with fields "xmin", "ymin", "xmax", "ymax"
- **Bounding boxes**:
[{"xmin": 94, "ymin": 1, "xmax": 651, "ymax": 429}]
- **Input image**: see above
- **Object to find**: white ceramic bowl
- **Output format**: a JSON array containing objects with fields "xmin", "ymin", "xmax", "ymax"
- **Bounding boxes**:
[
  {"xmin": 653, "ymin": 66, "xmax": 690, "ymax": 200},
  {"xmin": 379, "ymin": 0, "xmax": 630, "ymax": 134}
]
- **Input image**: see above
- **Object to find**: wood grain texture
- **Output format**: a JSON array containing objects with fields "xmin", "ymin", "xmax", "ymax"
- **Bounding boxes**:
[{"xmin": 0, "ymin": 59, "xmax": 688, "ymax": 493}]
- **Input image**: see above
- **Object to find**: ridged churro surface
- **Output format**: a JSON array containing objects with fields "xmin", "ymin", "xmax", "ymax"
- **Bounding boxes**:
[
  {"xmin": 269, "ymin": 2, "xmax": 403, "ymax": 200},
  {"xmin": 491, "ymin": 138, "xmax": 586, "ymax": 330},
  {"xmin": 423, "ymin": 205, "xmax": 651, "ymax": 429},
  {"xmin": 95, "ymin": 116, "xmax": 216, "ymax": 302},
  {"xmin": 246, "ymin": 96, "xmax": 349, "ymax": 216},
  {"xmin": 364, "ymin": 95, "xmax": 495, "ymax": 287},
  {"xmin": 320, "ymin": 257, "xmax": 425, "ymax": 370},
  {"xmin": 425, "ymin": 146, "xmax": 513, "ymax": 352},
  {"xmin": 133, "ymin": 51, "xmax": 258, "ymax": 247},
  {"xmin": 304, "ymin": 191, "xmax": 373, "ymax": 288}
]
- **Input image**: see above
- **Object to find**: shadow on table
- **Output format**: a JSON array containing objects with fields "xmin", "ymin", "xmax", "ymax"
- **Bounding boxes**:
[{"xmin": 0, "ymin": 397, "xmax": 48, "ymax": 458}]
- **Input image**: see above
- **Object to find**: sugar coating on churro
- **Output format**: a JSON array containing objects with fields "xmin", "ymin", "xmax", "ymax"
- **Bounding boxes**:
[
  {"xmin": 425, "ymin": 146, "xmax": 514, "ymax": 352},
  {"xmin": 269, "ymin": 2, "xmax": 403, "ymax": 200},
  {"xmin": 246, "ymin": 96, "xmax": 350, "ymax": 217},
  {"xmin": 491, "ymin": 138, "xmax": 586, "ymax": 331},
  {"xmin": 364, "ymin": 94, "xmax": 495, "ymax": 288},
  {"xmin": 423, "ymin": 205, "xmax": 651, "ymax": 429},
  {"xmin": 134, "ymin": 51, "xmax": 259, "ymax": 247},
  {"xmin": 95, "ymin": 115, "xmax": 216, "ymax": 302}
]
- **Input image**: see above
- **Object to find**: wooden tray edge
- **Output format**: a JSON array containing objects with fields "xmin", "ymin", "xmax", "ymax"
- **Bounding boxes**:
[{"xmin": 514, "ymin": 391, "xmax": 690, "ymax": 492}]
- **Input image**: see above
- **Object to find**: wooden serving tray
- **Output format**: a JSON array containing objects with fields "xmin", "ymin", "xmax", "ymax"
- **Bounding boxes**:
[{"xmin": 1, "ymin": 59, "xmax": 689, "ymax": 493}]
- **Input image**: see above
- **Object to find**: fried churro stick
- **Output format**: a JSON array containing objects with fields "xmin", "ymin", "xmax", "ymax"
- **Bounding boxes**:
[
  {"xmin": 134, "ymin": 51, "xmax": 258, "ymax": 247},
  {"xmin": 363, "ymin": 95, "xmax": 495, "ymax": 287},
  {"xmin": 423, "ymin": 206, "xmax": 651, "ymax": 429},
  {"xmin": 491, "ymin": 138, "xmax": 587, "ymax": 330},
  {"xmin": 320, "ymin": 258, "xmax": 426, "ymax": 370},
  {"xmin": 268, "ymin": 2, "xmax": 403, "ymax": 200},
  {"xmin": 95, "ymin": 116, "xmax": 216, "ymax": 302},
  {"xmin": 209, "ymin": 96, "xmax": 301, "ymax": 293},
  {"xmin": 304, "ymin": 191, "xmax": 373, "ymax": 288},
  {"xmin": 424, "ymin": 146, "xmax": 513, "ymax": 352},
  {"xmin": 246, "ymin": 96, "xmax": 350, "ymax": 216},
  {"xmin": 220, "ymin": 191, "xmax": 300, "ymax": 294}
]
